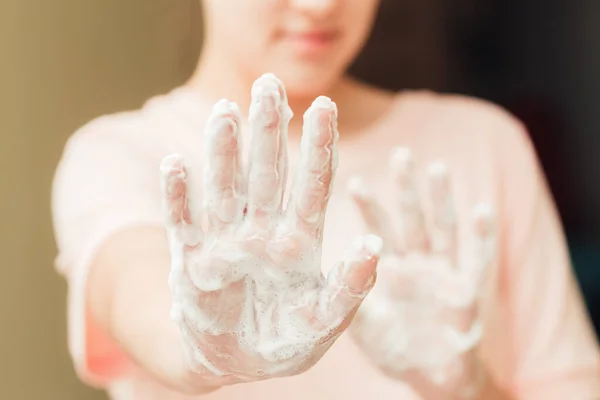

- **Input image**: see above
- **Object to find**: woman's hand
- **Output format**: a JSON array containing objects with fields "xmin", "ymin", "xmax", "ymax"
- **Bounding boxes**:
[
  {"xmin": 348, "ymin": 148, "xmax": 496, "ymax": 400},
  {"xmin": 160, "ymin": 74, "xmax": 382, "ymax": 389}
]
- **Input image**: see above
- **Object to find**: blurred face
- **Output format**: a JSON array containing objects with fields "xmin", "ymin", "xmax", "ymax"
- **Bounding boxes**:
[{"xmin": 201, "ymin": 0, "xmax": 381, "ymax": 98}]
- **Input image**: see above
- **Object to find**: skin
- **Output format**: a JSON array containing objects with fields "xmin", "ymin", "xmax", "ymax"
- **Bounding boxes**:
[
  {"xmin": 348, "ymin": 150, "xmax": 501, "ymax": 399},
  {"xmin": 189, "ymin": 0, "xmax": 393, "ymax": 137},
  {"xmin": 88, "ymin": 0, "xmax": 514, "ymax": 398},
  {"xmin": 162, "ymin": 76, "xmax": 382, "ymax": 383}
]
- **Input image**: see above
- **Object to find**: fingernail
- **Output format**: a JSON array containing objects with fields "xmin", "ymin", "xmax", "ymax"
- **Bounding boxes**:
[
  {"xmin": 312, "ymin": 95, "xmax": 336, "ymax": 110},
  {"xmin": 390, "ymin": 148, "xmax": 416, "ymax": 187},
  {"xmin": 427, "ymin": 161, "xmax": 449, "ymax": 179},
  {"xmin": 213, "ymin": 98, "xmax": 240, "ymax": 116},
  {"xmin": 304, "ymin": 96, "xmax": 337, "ymax": 122},
  {"xmin": 170, "ymin": 303, "xmax": 184, "ymax": 323},
  {"xmin": 214, "ymin": 98, "xmax": 230, "ymax": 109},
  {"xmin": 249, "ymin": 87, "xmax": 280, "ymax": 126},
  {"xmin": 253, "ymin": 73, "xmax": 279, "ymax": 89},
  {"xmin": 258, "ymin": 72, "xmax": 278, "ymax": 81},
  {"xmin": 363, "ymin": 234, "xmax": 384, "ymax": 256},
  {"xmin": 346, "ymin": 175, "xmax": 370, "ymax": 198},
  {"xmin": 473, "ymin": 203, "xmax": 494, "ymax": 235},
  {"xmin": 252, "ymin": 76, "xmax": 281, "ymax": 104},
  {"xmin": 390, "ymin": 147, "xmax": 413, "ymax": 171},
  {"xmin": 257, "ymin": 88, "xmax": 279, "ymax": 108},
  {"xmin": 347, "ymin": 234, "xmax": 383, "ymax": 265},
  {"xmin": 160, "ymin": 154, "xmax": 185, "ymax": 176},
  {"xmin": 428, "ymin": 161, "xmax": 451, "ymax": 201}
]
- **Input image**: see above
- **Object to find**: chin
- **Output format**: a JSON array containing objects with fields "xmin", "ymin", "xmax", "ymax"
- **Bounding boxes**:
[
  {"xmin": 268, "ymin": 65, "xmax": 344, "ymax": 101},
  {"xmin": 286, "ymin": 82, "xmax": 330, "ymax": 101}
]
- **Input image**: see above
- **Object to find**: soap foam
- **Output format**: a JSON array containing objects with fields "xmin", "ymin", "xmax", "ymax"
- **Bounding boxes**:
[{"xmin": 163, "ymin": 73, "xmax": 378, "ymax": 382}]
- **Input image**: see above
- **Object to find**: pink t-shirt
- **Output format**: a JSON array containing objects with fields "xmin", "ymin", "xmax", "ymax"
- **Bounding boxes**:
[{"xmin": 51, "ymin": 87, "xmax": 600, "ymax": 399}]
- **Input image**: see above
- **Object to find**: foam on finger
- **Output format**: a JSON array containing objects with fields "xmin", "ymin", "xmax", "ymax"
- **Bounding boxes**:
[{"xmin": 289, "ymin": 96, "xmax": 339, "ymax": 233}]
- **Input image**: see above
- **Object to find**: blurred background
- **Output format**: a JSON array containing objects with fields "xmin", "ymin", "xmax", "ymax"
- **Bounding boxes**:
[{"xmin": 1, "ymin": 0, "xmax": 598, "ymax": 398}]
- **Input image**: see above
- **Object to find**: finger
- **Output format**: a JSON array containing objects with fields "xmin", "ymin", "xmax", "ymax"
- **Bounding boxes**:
[
  {"xmin": 466, "ymin": 203, "xmax": 496, "ymax": 283},
  {"xmin": 287, "ymin": 96, "xmax": 338, "ymax": 236},
  {"xmin": 427, "ymin": 161, "xmax": 457, "ymax": 262},
  {"xmin": 318, "ymin": 234, "xmax": 382, "ymax": 328},
  {"xmin": 391, "ymin": 147, "xmax": 428, "ymax": 252},
  {"xmin": 246, "ymin": 74, "xmax": 292, "ymax": 226},
  {"xmin": 160, "ymin": 154, "xmax": 204, "ymax": 247},
  {"xmin": 203, "ymin": 99, "xmax": 245, "ymax": 231},
  {"xmin": 347, "ymin": 175, "xmax": 399, "ymax": 253}
]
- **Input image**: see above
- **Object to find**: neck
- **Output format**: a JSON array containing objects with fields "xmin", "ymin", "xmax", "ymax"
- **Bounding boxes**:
[{"xmin": 185, "ymin": 45, "xmax": 352, "ymax": 136}]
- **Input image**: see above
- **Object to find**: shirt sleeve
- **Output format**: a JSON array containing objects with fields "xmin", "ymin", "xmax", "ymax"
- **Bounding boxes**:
[
  {"xmin": 494, "ymin": 116, "xmax": 600, "ymax": 399},
  {"xmin": 51, "ymin": 119, "xmax": 164, "ymax": 387}
]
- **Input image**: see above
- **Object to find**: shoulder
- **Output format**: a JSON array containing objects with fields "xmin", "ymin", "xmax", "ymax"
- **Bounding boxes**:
[
  {"xmin": 407, "ymin": 93, "xmax": 546, "ymax": 229},
  {"xmin": 430, "ymin": 93, "xmax": 539, "ymax": 175},
  {"xmin": 346, "ymin": 79, "xmax": 532, "ymax": 155},
  {"xmin": 65, "ymin": 110, "xmax": 146, "ymax": 154},
  {"xmin": 403, "ymin": 91, "xmax": 531, "ymax": 150},
  {"xmin": 52, "ymin": 89, "xmax": 205, "ymax": 204},
  {"xmin": 53, "ymin": 110, "xmax": 153, "ymax": 200},
  {"xmin": 378, "ymin": 91, "xmax": 544, "ymax": 207},
  {"xmin": 374, "ymin": 90, "xmax": 538, "ymax": 179},
  {"xmin": 64, "ymin": 90, "xmax": 185, "ymax": 155},
  {"xmin": 58, "ymin": 88, "xmax": 205, "ymax": 174}
]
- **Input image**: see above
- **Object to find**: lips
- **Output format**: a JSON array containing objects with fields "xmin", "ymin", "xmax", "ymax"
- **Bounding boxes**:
[
  {"xmin": 285, "ymin": 30, "xmax": 338, "ymax": 43},
  {"xmin": 281, "ymin": 29, "xmax": 340, "ymax": 56}
]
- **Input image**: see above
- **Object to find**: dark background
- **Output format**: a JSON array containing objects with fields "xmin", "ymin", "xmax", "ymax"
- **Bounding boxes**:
[{"xmin": 351, "ymin": 0, "xmax": 600, "ymax": 336}]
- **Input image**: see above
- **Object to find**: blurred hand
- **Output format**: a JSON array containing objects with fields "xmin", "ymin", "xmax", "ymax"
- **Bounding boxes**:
[
  {"xmin": 160, "ymin": 74, "xmax": 382, "ymax": 388},
  {"xmin": 348, "ymin": 148, "xmax": 496, "ymax": 399}
]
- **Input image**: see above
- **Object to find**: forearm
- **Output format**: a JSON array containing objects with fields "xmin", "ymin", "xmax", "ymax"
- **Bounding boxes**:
[{"xmin": 88, "ymin": 227, "xmax": 219, "ymax": 394}]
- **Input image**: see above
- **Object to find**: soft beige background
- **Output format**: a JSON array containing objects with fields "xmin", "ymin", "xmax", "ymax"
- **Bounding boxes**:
[
  {"xmin": 0, "ymin": 1, "xmax": 201, "ymax": 398},
  {"xmin": 0, "ymin": 1, "xmax": 445, "ymax": 399}
]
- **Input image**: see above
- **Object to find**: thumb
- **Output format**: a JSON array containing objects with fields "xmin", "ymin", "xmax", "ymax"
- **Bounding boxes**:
[{"xmin": 318, "ymin": 234, "xmax": 383, "ymax": 328}]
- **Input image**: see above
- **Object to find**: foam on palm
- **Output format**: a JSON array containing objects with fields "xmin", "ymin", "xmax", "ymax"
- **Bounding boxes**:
[
  {"xmin": 348, "ymin": 152, "xmax": 495, "ymax": 399},
  {"xmin": 160, "ymin": 73, "xmax": 381, "ymax": 384}
]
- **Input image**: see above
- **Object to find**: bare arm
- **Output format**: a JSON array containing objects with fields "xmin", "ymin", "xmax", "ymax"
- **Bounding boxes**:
[
  {"xmin": 87, "ymin": 226, "xmax": 218, "ymax": 394},
  {"xmin": 83, "ymin": 75, "xmax": 381, "ymax": 396},
  {"xmin": 87, "ymin": 227, "xmax": 513, "ymax": 400}
]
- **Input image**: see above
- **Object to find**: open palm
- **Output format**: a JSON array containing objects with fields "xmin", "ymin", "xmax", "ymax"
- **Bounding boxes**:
[
  {"xmin": 160, "ymin": 74, "xmax": 382, "ymax": 385},
  {"xmin": 348, "ymin": 148, "xmax": 495, "ymax": 397}
]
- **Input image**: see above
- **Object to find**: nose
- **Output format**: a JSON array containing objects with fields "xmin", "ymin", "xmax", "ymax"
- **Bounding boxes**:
[{"xmin": 289, "ymin": 0, "xmax": 339, "ymax": 17}]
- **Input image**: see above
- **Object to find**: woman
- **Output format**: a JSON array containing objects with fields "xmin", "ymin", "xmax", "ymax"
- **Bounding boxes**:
[{"xmin": 51, "ymin": 0, "xmax": 600, "ymax": 399}]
